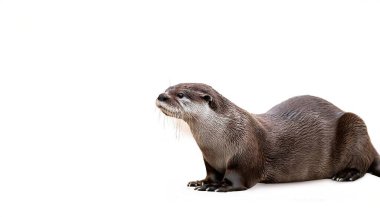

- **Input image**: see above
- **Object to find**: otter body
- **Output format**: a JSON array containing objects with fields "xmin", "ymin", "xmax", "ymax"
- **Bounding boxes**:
[{"xmin": 156, "ymin": 83, "xmax": 380, "ymax": 192}]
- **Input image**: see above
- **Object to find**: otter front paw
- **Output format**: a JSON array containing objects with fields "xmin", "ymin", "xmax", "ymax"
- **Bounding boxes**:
[
  {"xmin": 193, "ymin": 183, "xmax": 221, "ymax": 191},
  {"xmin": 187, "ymin": 180, "xmax": 205, "ymax": 187},
  {"xmin": 193, "ymin": 180, "xmax": 247, "ymax": 192},
  {"xmin": 214, "ymin": 185, "xmax": 247, "ymax": 192}
]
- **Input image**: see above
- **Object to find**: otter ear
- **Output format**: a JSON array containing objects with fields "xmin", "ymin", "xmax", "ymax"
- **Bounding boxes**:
[
  {"xmin": 202, "ymin": 94, "xmax": 212, "ymax": 102},
  {"xmin": 202, "ymin": 94, "xmax": 217, "ymax": 110}
]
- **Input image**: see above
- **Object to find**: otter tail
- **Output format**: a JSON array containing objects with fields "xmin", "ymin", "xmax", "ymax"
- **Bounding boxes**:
[{"xmin": 368, "ymin": 156, "xmax": 380, "ymax": 177}]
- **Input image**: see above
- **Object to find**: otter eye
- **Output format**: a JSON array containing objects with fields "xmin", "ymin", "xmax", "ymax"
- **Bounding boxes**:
[{"xmin": 177, "ymin": 93, "xmax": 184, "ymax": 98}]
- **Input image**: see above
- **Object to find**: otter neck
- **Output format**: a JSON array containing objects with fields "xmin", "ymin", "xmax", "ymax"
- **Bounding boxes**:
[
  {"xmin": 184, "ymin": 100, "xmax": 264, "ymax": 149},
  {"xmin": 184, "ymin": 97, "xmax": 235, "ymax": 132},
  {"xmin": 184, "ymin": 101, "xmax": 266, "ymax": 175}
]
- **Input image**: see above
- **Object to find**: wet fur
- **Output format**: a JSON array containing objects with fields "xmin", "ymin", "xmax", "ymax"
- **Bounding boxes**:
[{"xmin": 157, "ymin": 83, "xmax": 380, "ymax": 192}]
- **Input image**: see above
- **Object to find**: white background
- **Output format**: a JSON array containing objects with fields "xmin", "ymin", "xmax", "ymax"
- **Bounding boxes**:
[{"xmin": 1, "ymin": 0, "xmax": 379, "ymax": 216}]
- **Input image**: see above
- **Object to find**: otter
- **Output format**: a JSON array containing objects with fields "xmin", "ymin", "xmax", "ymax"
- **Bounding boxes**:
[{"xmin": 156, "ymin": 83, "xmax": 380, "ymax": 192}]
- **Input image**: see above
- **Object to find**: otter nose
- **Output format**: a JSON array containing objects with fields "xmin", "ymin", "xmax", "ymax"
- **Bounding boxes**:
[{"xmin": 157, "ymin": 93, "xmax": 169, "ymax": 101}]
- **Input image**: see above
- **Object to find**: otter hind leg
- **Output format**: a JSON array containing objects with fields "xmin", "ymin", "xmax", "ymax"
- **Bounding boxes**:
[
  {"xmin": 332, "ymin": 168, "xmax": 364, "ymax": 182},
  {"xmin": 333, "ymin": 112, "xmax": 377, "ymax": 181},
  {"xmin": 368, "ymin": 156, "xmax": 380, "ymax": 177}
]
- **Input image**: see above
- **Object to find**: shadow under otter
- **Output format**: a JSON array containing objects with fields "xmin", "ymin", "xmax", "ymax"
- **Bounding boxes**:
[{"xmin": 156, "ymin": 83, "xmax": 380, "ymax": 192}]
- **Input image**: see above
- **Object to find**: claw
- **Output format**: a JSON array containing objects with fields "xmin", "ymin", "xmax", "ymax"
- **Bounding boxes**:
[
  {"xmin": 332, "ymin": 168, "xmax": 363, "ymax": 182},
  {"xmin": 206, "ymin": 186, "xmax": 217, "ymax": 191}
]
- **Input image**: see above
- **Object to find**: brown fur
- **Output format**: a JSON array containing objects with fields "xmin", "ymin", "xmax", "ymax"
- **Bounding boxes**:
[{"xmin": 156, "ymin": 83, "xmax": 380, "ymax": 192}]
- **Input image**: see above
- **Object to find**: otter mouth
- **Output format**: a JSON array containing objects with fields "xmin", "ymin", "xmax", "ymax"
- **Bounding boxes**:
[{"xmin": 156, "ymin": 101, "xmax": 182, "ymax": 118}]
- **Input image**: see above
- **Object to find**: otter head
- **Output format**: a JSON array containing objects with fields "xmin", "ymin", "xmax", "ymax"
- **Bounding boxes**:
[{"xmin": 156, "ymin": 83, "xmax": 222, "ymax": 121}]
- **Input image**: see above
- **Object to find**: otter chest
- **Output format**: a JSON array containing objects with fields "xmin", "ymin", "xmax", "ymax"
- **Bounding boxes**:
[{"xmin": 192, "ymin": 128, "xmax": 232, "ymax": 173}]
